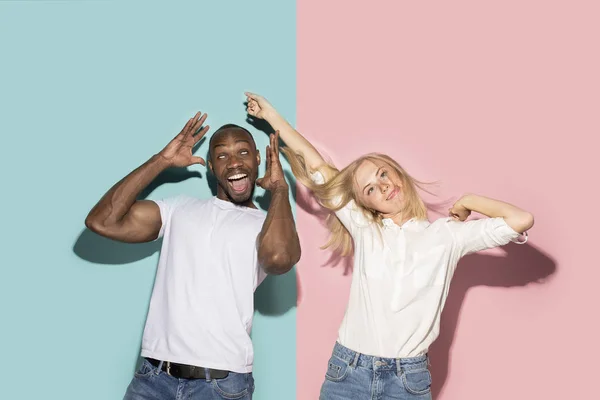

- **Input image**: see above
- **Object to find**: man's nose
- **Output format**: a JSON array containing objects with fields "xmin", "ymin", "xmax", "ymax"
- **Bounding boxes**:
[{"xmin": 227, "ymin": 156, "xmax": 243, "ymax": 168}]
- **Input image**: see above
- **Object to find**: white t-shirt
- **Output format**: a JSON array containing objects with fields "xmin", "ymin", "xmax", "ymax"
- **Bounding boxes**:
[
  {"xmin": 311, "ymin": 171, "xmax": 524, "ymax": 358},
  {"xmin": 140, "ymin": 196, "xmax": 267, "ymax": 373}
]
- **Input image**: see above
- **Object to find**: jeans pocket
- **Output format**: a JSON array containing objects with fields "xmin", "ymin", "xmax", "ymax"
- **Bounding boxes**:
[
  {"xmin": 401, "ymin": 368, "xmax": 432, "ymax": 395},
  {"xmin": 133, "ymin": 359, "xmax": 156, "ymax": 378},
  {"xmin": 212, "ymin": 372, "xmax": 252, "ymax": 399},
  {"xmin": 324, "ymin": 356, "xmax": 350, "ymax": 382}
]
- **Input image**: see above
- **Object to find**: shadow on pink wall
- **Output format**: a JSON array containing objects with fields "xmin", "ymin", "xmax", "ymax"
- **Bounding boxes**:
[{"xmin": 428, "ymin": 244, "xmax": 556, "ymax": 397}]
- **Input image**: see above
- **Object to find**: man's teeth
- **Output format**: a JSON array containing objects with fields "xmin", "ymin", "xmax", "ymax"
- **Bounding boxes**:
[{"xmin": 228, "ymin": 174, "xmax": 247, "ymax": 181}]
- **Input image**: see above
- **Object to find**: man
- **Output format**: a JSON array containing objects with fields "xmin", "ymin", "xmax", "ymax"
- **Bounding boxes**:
[{"xmin": 85, "ymin": 111, "xmax": 301, "ymax": 399}]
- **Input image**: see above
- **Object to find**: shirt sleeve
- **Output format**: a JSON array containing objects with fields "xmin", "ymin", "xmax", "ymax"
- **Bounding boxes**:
[
  {"xmin": 310, "ymin": 170, "xmax": 369, "ymax": 234},
  {"xmin": 152, "ymin": 195, "xmax": 189, "ymax": 239},
  {"xmin": 254, "ymin": 234, "xmax": 270, "ymax": 289},
  {"xmin": 256, "ymin": 264, "xmax": 268, "ymax": 288},
  {"xmin": 446, "ymin": 217, "xmax": 524, "ymax": 257}
]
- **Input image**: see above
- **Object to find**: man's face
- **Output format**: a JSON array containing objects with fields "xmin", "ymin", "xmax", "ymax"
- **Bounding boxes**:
[{"xmin": 208, "ymin": 129, "xmax": 260, "ymax": 204}]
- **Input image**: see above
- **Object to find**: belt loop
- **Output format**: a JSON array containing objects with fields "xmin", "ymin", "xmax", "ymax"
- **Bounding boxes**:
[
  {"xmin": 157, "ymin": 361, "xmax": 164, "ymax": 376},
  {"xmin": 396, "ymin": 359, "xmax": 402, "ymax": 375},
  {"xmin": 350, "ymin": 351, "xmax": 360, "ymax": 368},
  {"xmin": 205, "ymin": 367, "xmax": 211, "ymax": 382}
]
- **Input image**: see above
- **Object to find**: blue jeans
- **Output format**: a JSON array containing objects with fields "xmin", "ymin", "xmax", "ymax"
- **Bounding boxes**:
[
  {"xmin": 123, "ymin": 359, "xmax": 254, "ymax": 400},
  {"xmin": 320, "ymin": 342, "xmax": 433, "ymax": 400}
]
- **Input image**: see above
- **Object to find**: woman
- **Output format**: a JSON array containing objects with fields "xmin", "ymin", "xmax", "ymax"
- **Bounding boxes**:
[{"xmin": 245, "ymin": 93, "xmax": 533, "ymax": 400}]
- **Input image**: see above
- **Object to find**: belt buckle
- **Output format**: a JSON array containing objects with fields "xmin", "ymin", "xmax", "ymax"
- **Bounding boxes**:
[{"xmin": 166, "ymin": 361, "xmax": 172, "ymax": 376}]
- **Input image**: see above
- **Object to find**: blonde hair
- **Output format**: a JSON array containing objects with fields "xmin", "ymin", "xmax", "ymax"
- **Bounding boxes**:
[{"xmin": 282, "ymin": 148, "xmax": 429, "ymax": 256}]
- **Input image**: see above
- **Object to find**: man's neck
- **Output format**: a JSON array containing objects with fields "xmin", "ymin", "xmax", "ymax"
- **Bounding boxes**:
[{"xmin": 216, "ymin": 190, "xmax": 257, "ymax": 209}]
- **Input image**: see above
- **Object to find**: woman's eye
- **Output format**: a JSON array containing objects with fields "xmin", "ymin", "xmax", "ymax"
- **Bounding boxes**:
[
  {"xmin": 367, "ymin": 187, "xmax": 373, "ymax": 195},
  {"xmin": 381, "ymin": 171, "xmax": 387, "ymax": 178}
]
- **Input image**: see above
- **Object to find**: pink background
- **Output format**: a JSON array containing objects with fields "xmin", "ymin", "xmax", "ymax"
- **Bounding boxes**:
[{"xmin": 296, "ymin": 1, "xmax": 599, "ymax": 399}]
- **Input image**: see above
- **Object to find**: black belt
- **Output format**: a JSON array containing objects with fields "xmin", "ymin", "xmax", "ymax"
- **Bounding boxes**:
[{"xmin": 146, "ymin": 358, "xmax": 230, "ymax": 379}]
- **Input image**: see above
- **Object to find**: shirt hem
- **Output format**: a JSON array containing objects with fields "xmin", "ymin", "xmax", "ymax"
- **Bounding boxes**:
[
  {"xmin": 336, "ymin": 339, "xmax": 428, "ymax": 359},
  {"xmin": 140, "ymin": 349, "xmax": 253, "ymax": 373}
]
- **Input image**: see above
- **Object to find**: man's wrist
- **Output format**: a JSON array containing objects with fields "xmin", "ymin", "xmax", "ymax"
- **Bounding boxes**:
[
  {"xmin": 151, "ymin": 153, "xmax": 173, "ymax": 169},
  {"xmin": 270, "ymin": 185, "xmax": 289, "ymax": 195}
]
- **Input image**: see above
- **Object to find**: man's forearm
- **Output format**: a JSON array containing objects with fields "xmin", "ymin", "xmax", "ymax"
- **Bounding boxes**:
[
  {"xmin": 86, "ymin": 154, "xmax": 170, "ymax": 227},
  {"xmin": 258, "ymin": 187, "xmax": 301, "ymax": 274}
]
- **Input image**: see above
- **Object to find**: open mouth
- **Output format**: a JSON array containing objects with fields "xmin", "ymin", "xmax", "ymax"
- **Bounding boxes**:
[{"xmin": 227, "ymin": 173, "xmax": 250, "ymax": 193}]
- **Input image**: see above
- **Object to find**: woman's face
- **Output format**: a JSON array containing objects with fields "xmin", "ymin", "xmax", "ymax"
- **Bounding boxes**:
[{"xmin": 353, "ymin": 159, "xmax": 404, "ymax": 217}]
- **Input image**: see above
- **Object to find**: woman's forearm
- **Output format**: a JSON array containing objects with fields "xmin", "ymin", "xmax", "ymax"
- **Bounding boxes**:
[
  {"xmin": 458, "ymin": 194, "xmax": 534, "ymax": 233},
  {"xmin": 263, "ymin": 112, "xmax": 327, "ymax": 172}
]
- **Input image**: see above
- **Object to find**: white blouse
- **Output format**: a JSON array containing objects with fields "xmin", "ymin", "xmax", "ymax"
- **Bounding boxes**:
[{"xmin": 311, "ymin": 171, "xmax": 525, "ymax": 358}]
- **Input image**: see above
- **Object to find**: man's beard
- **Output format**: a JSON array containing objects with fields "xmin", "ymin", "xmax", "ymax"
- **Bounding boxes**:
[{"xmin": 217, "ymin": 173, "xmax": 256, "ymax": 204}]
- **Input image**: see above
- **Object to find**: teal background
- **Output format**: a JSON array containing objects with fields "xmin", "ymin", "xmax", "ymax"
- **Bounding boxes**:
[{"xmin": 0, "ymin": 1, "xmax": 296, "ymax": 399}]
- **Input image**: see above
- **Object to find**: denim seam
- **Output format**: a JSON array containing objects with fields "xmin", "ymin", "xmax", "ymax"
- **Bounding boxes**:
[
  {"xmin": 400, "ymin": 370, "xmax": 432, "ymax": 396},
  {"xmin": 325, "ymin": 357, "xmax": 351, "ymax": 382},
  {"xmin": 211, "ymin": 379, "xmax": 249, "ymax": 399}
]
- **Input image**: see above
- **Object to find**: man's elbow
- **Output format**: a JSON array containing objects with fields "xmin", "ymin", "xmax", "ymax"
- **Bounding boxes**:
[
  {"xmin": 85, "ymin": 215, "xmax": 116, "ymax": 238},
  {"xmin": 85, "ymin": 215, "xmax": 102, "ymax": 234},
  {"xmin": 262, "ymin": 250, "xmax": 300, "ymax": 275}
]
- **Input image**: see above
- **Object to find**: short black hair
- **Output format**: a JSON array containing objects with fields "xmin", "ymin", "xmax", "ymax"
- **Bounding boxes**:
[{"xmin": 208, "ymin": 124, "xmax": 257, "ymax": 160}]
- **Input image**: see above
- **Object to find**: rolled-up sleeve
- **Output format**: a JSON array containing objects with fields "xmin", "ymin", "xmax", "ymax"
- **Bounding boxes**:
[{"xmin": 448, "ymin": 217, "xmax": 522, "ymax": 257}]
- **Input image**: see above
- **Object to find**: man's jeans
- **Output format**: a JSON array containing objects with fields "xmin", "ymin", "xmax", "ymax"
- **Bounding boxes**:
[{"xmin": 123, "ymin": 359, "xmax": 254, "ymax": 400}]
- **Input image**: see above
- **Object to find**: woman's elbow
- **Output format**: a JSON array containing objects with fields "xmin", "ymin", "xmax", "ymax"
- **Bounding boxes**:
[{"xmin": 509, "ymin": 211, "xmax": 534, "ymax": 233}]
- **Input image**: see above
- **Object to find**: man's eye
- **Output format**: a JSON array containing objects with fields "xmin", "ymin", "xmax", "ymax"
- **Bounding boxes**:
[
  {"xmin": 218, "ymin": 155, "xmax": 225, "ymax": 159},
  {"xmin": 240, "ymin": 150, "xmax": 249, "ymax": 155}
]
